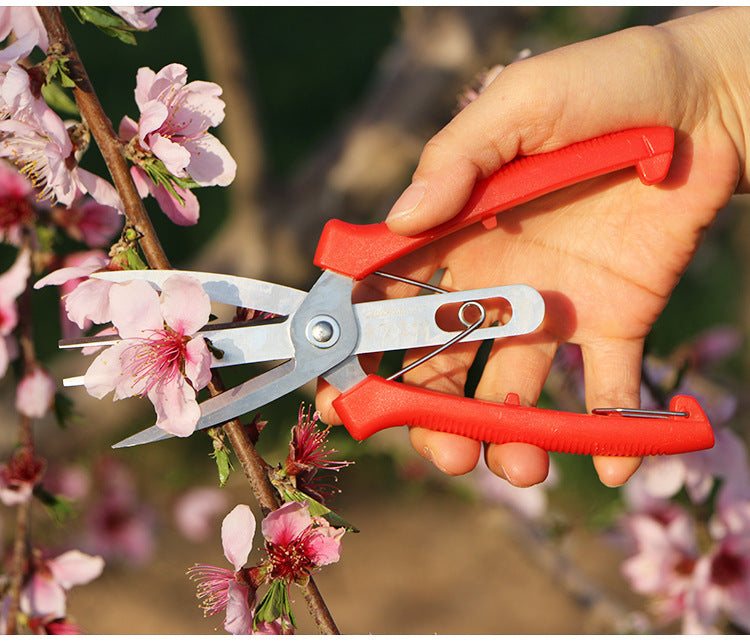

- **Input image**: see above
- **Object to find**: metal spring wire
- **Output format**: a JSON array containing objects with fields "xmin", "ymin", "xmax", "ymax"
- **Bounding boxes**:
[{"xmin": 373, "ymin": 271, "xmax": 487, "ymax": 381}]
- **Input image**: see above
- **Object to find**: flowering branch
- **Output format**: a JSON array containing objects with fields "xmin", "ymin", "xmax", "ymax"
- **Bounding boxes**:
[
  {"xmin": 34, "ymin": 7, "xmax": 340, "ymax": 634},
  {"xmin": 35, "ymin": 7, "xmax": 169, "ymax": 270}
]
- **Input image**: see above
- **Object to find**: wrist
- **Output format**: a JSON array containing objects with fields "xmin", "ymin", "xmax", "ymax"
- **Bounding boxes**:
[{"xmin": 661, "ymin": 7, "xmax": 750, "ymax": 192}]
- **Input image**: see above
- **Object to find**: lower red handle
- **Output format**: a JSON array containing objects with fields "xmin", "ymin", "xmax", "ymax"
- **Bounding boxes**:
[{"xmin": 332, "ymin": 375, "xmax": 715, "ymax": 456}]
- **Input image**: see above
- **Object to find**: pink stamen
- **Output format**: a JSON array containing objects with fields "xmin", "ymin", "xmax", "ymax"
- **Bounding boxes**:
[{"xmin": 123, "ymin": 327, "xmax": 188, "ymax": 395}]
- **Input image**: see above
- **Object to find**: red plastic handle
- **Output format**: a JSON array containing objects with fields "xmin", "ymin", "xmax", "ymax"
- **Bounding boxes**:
[
  {"xmin": 332, "ymin": 375, "xmax": 714, "ymax": 456},
  {"xmin": 314, "ymin": 126, "xmax": 674, "ymax": 279}
]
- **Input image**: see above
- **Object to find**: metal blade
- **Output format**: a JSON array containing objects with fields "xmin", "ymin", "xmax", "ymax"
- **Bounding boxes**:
[
  {"xmin": 59, "ymin": 317, "xmax": 294, "ymax": 371},
  {"xmin": 112, "ymin": 271, "xmax": 360, "ymax": 448},
  {"xmin": 113, "ymin": 358, "xmax": 305, "ymax": 448},
  {"xmin": 92, "ymin": 270, "xmax": 306, "ymax": 316}
]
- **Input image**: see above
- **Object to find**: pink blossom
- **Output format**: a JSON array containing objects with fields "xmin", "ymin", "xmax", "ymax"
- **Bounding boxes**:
[
  {"xmin": 129, "ymin": 63, "xmax": 236, "ymax": 186},
  {"xmin": 174, "ymin": 486, "xmax": 229, "ymax": 542},
  {"xmin": 0, "ymin": 160, "xmax": 36, "ymax": 245},
  {"xmin": 15, "ymin": 365, "xmax": 56, "ymax": 418},
  {"xmin": 0, "ymin": 67, "xmax": 123, "ymax": 211},
  {"xmin": 262, "ymin": 501, "xmax": 344, "ymax": 583},
  {"xmin": 188, "ymin": 504, "xmax": 258, "ymax": 635},
  {"xmin": 33, "ymin": 250, "xmax": 112, "ymax": 340},
  {"xmin": 0, "ymin": 448, "xmax": 44, "ymax": 506},
  {"xmin": 83, "ymin": 275, "xmax": 212, "ymax": 437},
  {"xmin": 690, "ymin": 536, "xmax": 750, "ymax": 633},
  {"xmin": 620, "ymin": 507, "xmax": 700, "ymax": 627},
  {"xmin": 83, "ymin": 457, "xmax": 156, "ymax": 564},
  {"xmin": 0, "ymin": 7, "xmax": 48, "ymax": 59},
  {"xmin": 110, "ymin": 6, "xmax": 161, "ymax": 30},
  {"xmin": 285, "ymin": 404, "xmax": 352, "ymax": 503},
  {"xmin": 625, "ymin": 428, "xmax": 749, "ymax": 508},
  {"xmin": 0, "ymin": 247, "xmax": 30, "ymax": 377},
  {"xmin": 51, "ymin": 196, "xmax": 122, "ymax": 247},
  {"xmin": 20, "ymin": 550, "xmax": 104, "ymax": 620},
  {"xmin": 33, "ymin": 251, "xmax": 114, "ymax": 337}
]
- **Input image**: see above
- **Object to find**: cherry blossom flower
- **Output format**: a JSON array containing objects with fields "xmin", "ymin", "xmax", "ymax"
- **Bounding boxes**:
[
  {"xmin": 262, "ymin": 501, "xmax": 344, "ymax": 584},
  {"xmin": 284, "ymin": 404, "xmax": 351, "ymax": 503},
  {"xmin": 50, "ymin": 195, "xmax": 122, "ymax": 247},
  {"xmin": 188, "ymin": 504, "xmax": 258, "ymax": 635},
  {"xmin": 110, "ymin": 6, "xmax": 161, "ymax": 30},
  {"xmin": 33, "ymin": 250, "xmax": 114, "ymax": 337},
  {"xmin": 82, "ymin": 457, "xmax": 156, "ymax": 564},
  {"xmin": 19, "ymin": 549, "xmax": 104, "ymax": 621},
  {"xmin": 0, "ymin": 160, "xmax": 36, "ymax": 245},
  {"xmin": 174, "ymin": 486, "xmax": 229, "ymax": 542},
  {"xmin": 0, "ymin": 448, "xmax": 45, "ymax": 506},
  {"xmin": 0, "ymin": 65, "xmax": 122, "ymax": 211},
  {"xmin": 619, "ymin": 506, "xmax": 701, "ymax": 628},
  {"xmin": 129, "ymin": 62, "xmax": 236, "ymax": 187},
  {"xmin": 0, "ymin": 247, "xmax": 30, "ymax": 377},
  {"xmin": 83, "ymin": 274, "xmax": 212, "ymax": 437},
  {"xmin": 16, "ymin": 365, "xmax": 56, "ymax": 418}
]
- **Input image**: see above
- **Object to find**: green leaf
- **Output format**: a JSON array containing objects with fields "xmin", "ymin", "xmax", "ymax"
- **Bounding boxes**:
[
  {"xmin": 53, "ymin": 392, "xmax": 81, "ymax": 430},
  {"xmin": 254, "ymin": 580, "xmax": 295, "ymax": 632},
  {"xmin": 209, "ymin": 430, "xmax": 233, "ymax": 487},
  {"xmin": 69, "ymin": 6, "xmax": 140, "ymax": 45},
  {"xmin": 279, "ymin": 487, "xmax": 359, "ymax": 533},
  {"xmin": 40, "ymin": 82, "xmax": 79, "ymax": 116},
  {"xmin": 34, "ymin": 486, "xmax": 76, "ymax": 524}
]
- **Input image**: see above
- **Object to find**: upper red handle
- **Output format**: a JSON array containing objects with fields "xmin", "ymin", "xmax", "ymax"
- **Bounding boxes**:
[
  {"xmin": 314, "ymin": 126, "xmax": 674, "ymax": 279},
  {"xmin": 333, "ymin": 375, "xmax": 714, "ymax": 457}
]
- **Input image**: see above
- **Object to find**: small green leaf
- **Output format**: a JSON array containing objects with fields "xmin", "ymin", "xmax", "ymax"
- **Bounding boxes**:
[
  {"xmin": 254, "ymin": 580, "xmax": 295, "ymax": 632},
  {"xmin": 69, "ymin": 6, "xmax": 140, "ymax": 45},
  {"xmin": 53, "ymin": 392, "xmax": 81, "ymax": 430},
  {"xmin": 34, "ymin": 486, "xmax": 76, "ymax": 525},
  {"xmin": 40, "ymin": 82, "xmax": 79, "ymax": 116},
  {"xmin": 209, "ymin": 429, "xmax": 233, "ymax": 487}
]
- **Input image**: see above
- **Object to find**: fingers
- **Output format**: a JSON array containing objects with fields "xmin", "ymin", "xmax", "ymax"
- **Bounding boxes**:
[
  {"xmin": 406, "ymin": 341, "xmax": 483, "ymax": 476},
  {"xmin": 476, "ymin": 338, "xmax": 558, "ymax": 487},
  {"xmin": 581, "ymin": 338, "xmax": 645, "ymax": 487}
]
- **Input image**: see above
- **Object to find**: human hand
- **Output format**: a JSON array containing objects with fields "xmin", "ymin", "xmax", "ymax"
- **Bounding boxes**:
[{"xmin": 316, "ymin": 8, "xmax": 750, "ymax": 487}]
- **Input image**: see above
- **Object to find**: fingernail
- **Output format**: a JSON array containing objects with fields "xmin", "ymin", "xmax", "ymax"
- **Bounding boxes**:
[
  {"xmin": 386, "ymin": 181, "xmax": 426, "ymax": 223},
  {"xmin": 423, "ymin": 445, "xmax": 450, "ymax": 475}
]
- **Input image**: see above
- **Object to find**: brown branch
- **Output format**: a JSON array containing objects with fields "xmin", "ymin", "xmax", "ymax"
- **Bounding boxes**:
[{"xmin": 37, "ymin": 7, "xmax": 339, "ymax": 634}]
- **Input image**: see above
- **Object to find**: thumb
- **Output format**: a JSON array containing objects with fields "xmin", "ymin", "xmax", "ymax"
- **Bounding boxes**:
[{"xmin": 384, "ymin": 27, "xmax": 674, "ymax": 236}]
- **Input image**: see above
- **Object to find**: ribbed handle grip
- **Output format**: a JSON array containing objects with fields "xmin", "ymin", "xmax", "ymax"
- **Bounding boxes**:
[
  {"xmin": 314, "ymin": 127, "xmax": 674, "ymax": 279},
  {"xmin": 333, "ymin": 375, "xmax": 714, "ymax": 456}
]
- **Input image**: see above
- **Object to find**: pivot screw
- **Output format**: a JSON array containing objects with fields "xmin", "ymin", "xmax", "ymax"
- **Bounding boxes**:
[{"xmin": 305, "ymin": 315, "xmax": 340, "ymax": 348}]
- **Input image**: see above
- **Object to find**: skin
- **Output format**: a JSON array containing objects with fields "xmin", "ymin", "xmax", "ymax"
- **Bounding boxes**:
[{"xmin": 316, "ymin": 8, "xmax": 750, "ymax": 488}]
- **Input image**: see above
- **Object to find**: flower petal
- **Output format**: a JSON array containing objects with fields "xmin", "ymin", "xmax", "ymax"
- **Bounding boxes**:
[
  {"xmin": 108, "ymin": 280, "xmax": 162, "ymax": 338},
  {"xmin": 221, "ymin": 504, "xmax": 256, "ymax": 572},
  {"xmin": 261, "ymin": 501, "xmax": 312, "ymax": 546},
  {"xmin": 185, "ymin": 337, "xmax": 211, "ymax": 391},
  {"xmin": 183, "ymin": 133, "xmax": 236, "ymax": 187},
  {"xmin": 159, "ymin": 275, "xmax": 210, "ymax": 336},
  {"xmin": 148, "ymin": 376, "xmax": 200, "ymax": 437},
  {"xmin": 48, "ymin": 550, "xmax": 105, "ymax": 589}
]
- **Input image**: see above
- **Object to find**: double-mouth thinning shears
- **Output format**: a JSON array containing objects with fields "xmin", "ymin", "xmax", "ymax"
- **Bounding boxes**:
[{"xmin": 60, "ymin": 127, "xmax": 715, "ymax": 456}]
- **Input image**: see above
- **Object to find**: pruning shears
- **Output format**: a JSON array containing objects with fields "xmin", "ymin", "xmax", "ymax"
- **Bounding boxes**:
[{"xmin": 60, "ymin": 126, "xmax": 715, "ymax": 456}]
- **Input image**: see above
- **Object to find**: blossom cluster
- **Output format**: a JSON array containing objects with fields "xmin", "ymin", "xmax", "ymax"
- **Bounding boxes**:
[
  {"xmin": 554, "ymin": 328, "xmax": 750, "ymax": 633},
  {"xmin": 0, "ymin": 6, "xmax": 243, "ymax": 634}
]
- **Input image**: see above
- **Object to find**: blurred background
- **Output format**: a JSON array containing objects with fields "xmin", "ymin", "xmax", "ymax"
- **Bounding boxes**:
[{"xmin": 9, "ymin": 6, "xmax": 750, "ymax": 634}]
